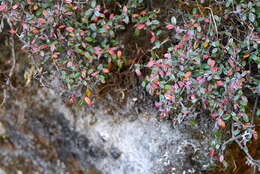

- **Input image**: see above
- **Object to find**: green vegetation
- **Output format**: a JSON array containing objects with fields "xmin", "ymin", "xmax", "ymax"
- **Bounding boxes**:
[{"xmin": 0, "ymin": 0, "xmax": 259, "ymax": 170}]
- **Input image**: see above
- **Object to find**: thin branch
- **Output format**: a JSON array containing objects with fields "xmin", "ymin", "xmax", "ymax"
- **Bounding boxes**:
[{"xmin": 205, "ymin": 7, "xmax": 219, "ymax": 39}]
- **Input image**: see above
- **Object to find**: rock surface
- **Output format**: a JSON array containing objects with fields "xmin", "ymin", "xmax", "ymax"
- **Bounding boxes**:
[{"xmin": 0, "ymin": 86, "xmax": 214, "ymax": 174}]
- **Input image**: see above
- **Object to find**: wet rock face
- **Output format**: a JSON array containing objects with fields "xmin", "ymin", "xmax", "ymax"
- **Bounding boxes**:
[{"xmin": 0, "ymin": 87, "xmax": 213, "ymax": 174}]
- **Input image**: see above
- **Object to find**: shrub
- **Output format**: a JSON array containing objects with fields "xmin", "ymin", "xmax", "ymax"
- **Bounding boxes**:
[{"xmin": 0, "ymin": 0, "xmax": 259, "ymax": 169}]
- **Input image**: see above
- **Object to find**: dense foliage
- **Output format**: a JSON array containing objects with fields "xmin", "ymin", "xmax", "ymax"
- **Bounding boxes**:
[{"xmin": 0, "ymin": 0, "xmax": 259, "ymax": 170}]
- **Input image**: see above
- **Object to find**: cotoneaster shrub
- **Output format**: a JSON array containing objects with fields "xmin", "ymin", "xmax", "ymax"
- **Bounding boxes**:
[{"xmin": 0, "ymin": 0, "xmax": 259, "ymax": 169}]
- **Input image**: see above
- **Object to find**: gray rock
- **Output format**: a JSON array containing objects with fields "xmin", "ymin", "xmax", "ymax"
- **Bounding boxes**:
[
  {"xmin": 0, "ymin": 168, "xmax": 6, "ymax": 174},
  {"xmin": 0, "ymin": 122, "xmax": 6, "ymax": 136}
]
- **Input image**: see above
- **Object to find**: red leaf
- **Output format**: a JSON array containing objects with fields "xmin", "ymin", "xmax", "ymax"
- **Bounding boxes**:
[
  {"xmin": 38, "ymin": 18, "xmax": 46, "ymax": 23},
  {"xmin": 58, "ymin": 25, "xmax": 65, "ymax": 29},
  {"xmin": 166, "ymin": 24, "xmax": 175, "ymax": 29},
  {"xmin": 252, "ymin": 129, "xmax": 258, "ymax": 140},
  {"xmin": 85, "ymin": 96, "xmax": 92, "ymax": 106},
  {"xmin": 193, "ymin": 13, "xmax": 199, "ymax": 17},
  {"xmin": 69, "ymin": 98, "xmax": 75, "ymax": 104},
  {"xmin": 209, "ymin": 149, "xmax": 216, "ymax": 156},
  {"xmin": 181, "ymin": 110, "xmax": 189, "ymax": 114},
  {"xmin": 102, "ymin": 68, "xmax": 109, "ymax": 73},
  {"xmin": 216, "ymin": 80, "xmax": 224, "ymax": 86},
  {"xmin": 228, "ymin": 59, "xmax": 235, "ymax": 67},
  {"xmin": 165, "ymin": 94, "xmax": 173, "ymax": 100},
  {"xmin": 210, "ymin": 113, "xmax": 218, "ymax": 118},
  {"xmin": 108, "ymin": 47, "xmax": 117, "ymax": 55},
  {"xmin": 211, "ymin": 67, "xmax": 218, "ymax": 72},
  {"xmin": 65, "ymin": 0, "xmax": 72, "ymax": 3},
  {"xmin": 146, "ymin": 60, "xmax": 156, "ymax": 67},
  {"xmin": 207, "ymin": 59, "xmax": 216, "ymax": 67},
  {"xmin": 109, "ymin": 13, "xmax": 114, "ymax": 19},
  {"xmin": 136, "ymin": 24, "xmax": 146, "ymax": 29},
  {"xmin": 203, "ymin": 54, "xmax": 209, "ymax": 59},
  {"xmin": 94, "ymin": 46, "xmax": 102, "ymax": 55},
  {"xmin": 40, "ymin": 44, "xmax": 48, "ymax": 49},
  {"xmin": 9, "ymin": 29, "xmax": 17, "ymax": 34},
  {"xmin": 117, "ymin": 50, "xmax": 122, "ymax": 58},
  {"xmin": 66, "ymin": 27, "xmax": 74, "ymax": 32},
  {"xmin": 193, "ymin": 23, "xmax": 199, "ymax": 27},
  {"xmin": 219, "ymin": 155, "xmax": 224, "ymax": 162},
  {"xmin": 0, "ymin": 4, "xmax": 7, "ymax": 11},
  {"xmin": 12, "ymin": 4, "xmax": 19, "ymax": 9},
  {"xmin": 150, "ymin": 31, "xmax": 156, "ymax": 43},
  {"xmin": 155, "ymin": 102, "xmax": 162, "ymax": 108}
]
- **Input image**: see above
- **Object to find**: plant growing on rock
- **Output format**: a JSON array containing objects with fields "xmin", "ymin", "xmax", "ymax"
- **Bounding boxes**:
[{"xmin": 0, "ymin": 0, "xmax": 259, "ymax": 170}]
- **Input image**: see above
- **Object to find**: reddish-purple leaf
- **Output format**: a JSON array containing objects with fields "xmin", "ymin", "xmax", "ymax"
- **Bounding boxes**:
[
  {"xmin": 66, "ymin": 27, "xmax": 74, "ymax": 32},
  {"xmin": 123, "ymin": 6, "xmax": 128, "ymax": 13},
  {"xmin": 0, "ymin": 4, "xmax": 7, "ymax": 11},
  {"xmin": 216, "ymin": 81, "xmax": 224, "ymax": 86},
  {"xmin": 147, "ymin": 60, "xmax": 156, "ymax": 67},
  {"xmin": 102, "ymin": 68, "xmax": 109, "ymax": 73},
  {"xmin": 150, "ymin": 31, "xmax": 156, "ymax": 43},
  {"xmin": 136, "ymin": 24, "xmax": 146, "ymax": 29},
  {"xmin": 166, "ymin": 24, "xmax": 175, "ymax": 29},
  {"xmin": 207, "ymin": 59, "xmax": 216, "ymax": 67},
  {"xmin": 38, "ymin": 18, "xmax": 46, "ymax": 23}
]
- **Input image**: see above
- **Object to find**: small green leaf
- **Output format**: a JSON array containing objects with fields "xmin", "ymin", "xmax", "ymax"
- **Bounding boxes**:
[
  {"xmin": 171, "ymin": 16, "xmax": 177, "ymax": 25},
  {"xmin": 223, "ymin": 114, "xmax": 231, "ymax": 120},
  {"xmin": 212, "ymin": 48, "xmax": 218, "ymax": 54},
  {"xmin": 248, "ymin": 13, "xmax": 256, "ymax": 22},
  {"xmin": 91, "ymin": 0, "xmax": 96, "ymax": 8},
  {"xmin": 242, "ymin": 114, "xmax": 249, "ymax": 122},
  {"xmin": 233, "ymin": 129, "xmax": 240, "ymax": 136}
]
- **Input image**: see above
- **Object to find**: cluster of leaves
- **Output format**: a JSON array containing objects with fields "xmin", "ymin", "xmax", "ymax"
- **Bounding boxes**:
[
  {"xmin": 0, "ymin": 0, "xmax": 144, "ymax": 104},
  {"xmin": 0, "ymin": 0, "xmax": 259, "ymax": 168},
  {"xmin": 140, "ymin": 0, "xmax": 259, "ymax": 165}
]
